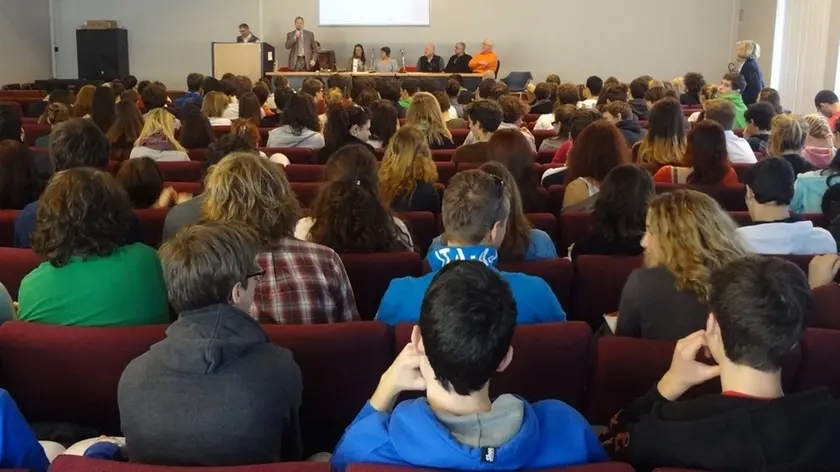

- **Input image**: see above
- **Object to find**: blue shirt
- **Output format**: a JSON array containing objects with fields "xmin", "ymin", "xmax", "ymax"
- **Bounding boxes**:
[
  {"xmin": 0, "ymin": 390, "xmax": 50, "ymax": 472},
  {"xmin": 14, "ymin": 201, "xmax": 143, "ymax": 248},
  {"xmin": 173, "ymin": 91, "xmax": 201, "ymax": 110},
  {"xmin": 332, "ymin": 397, "xmax": 607, "ymax": 472},
  {"xmin": 376, "ymin": 246, "xmax": 566, "ymax": 325},
  {"xmin": 428, "ymin": 229, "xmax": 558, "ymax": 261}
]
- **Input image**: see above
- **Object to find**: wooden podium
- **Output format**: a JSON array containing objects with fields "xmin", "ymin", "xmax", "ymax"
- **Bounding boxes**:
[{"xmin": 211, "ymin": 42, "xmax": 275, "ymax": 81}]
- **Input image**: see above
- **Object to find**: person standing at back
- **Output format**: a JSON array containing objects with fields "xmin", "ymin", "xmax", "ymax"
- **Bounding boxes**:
[
  {"xmin": 284, "ymin": 17, "xmax": 317, "ymax": 71},
  {"xmin": 444, "ymin": 42, "xmax": 473, "ymax": 73},
  {"xmin": 734, "ymin": 40, "xmax": 764, "ymax": 105},
  {"xmin": 119, "ymin": 221, "xmax": 302, "ymax": 466}
]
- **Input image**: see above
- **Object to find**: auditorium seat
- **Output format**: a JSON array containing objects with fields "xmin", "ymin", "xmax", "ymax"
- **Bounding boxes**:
[
  {"xmin": 51, "ymin": 455, "xmax": 329, "ymax": 472},
  {"xmin": 796, "ymin": 328, "xmax": 840, "ymax": 397},
  {"xmin": 537, "ymin": 149, "xmax": 556, "ymax": 164},
  {"xmin": 0, "ymin": 248, "xmax": 40, "ymax": 299},
  {"xmin": 435, "ymin": 162, "xmax": 456, "ymax": 185},
  {"xmin": 571, "ymin": 255, "xmax": 643, "ymax": 328},
  {"xmin": 431, "ymin": 149, "xmax": 456, "ymax": 162},
  {"xmin": 810, "ymin": 284, "xmax": 840, "ymax": 330},
  {"xmin": 283, "ymin": 164, "xmax": 325, "ymax": 183},
  {"xmin": 558, "ymin": 213, "xmax": 592, "ymax": 253},
  {"xmin": 451, "ymin": 129, "xmax": 469, "ymax": 146},
  {"xmin": 533, "ymin": 130, "xmax": 553, "ymax": 150},
  {"xmin": 655, "ymin": 183, "xmax": 747, "ymax": 212},
  {"xmin": 339, "ymin": 252, "xmax": 423, "ymax": 320},
  {"xmin": 135, "ymin": 208, "xmax": 169, "ymax": 248},
  {"xmin": 498, "ymin": 258, "xmax": 573, "ymax": 310},
  {"xmin": 262, "ymin": 322, "xmax": 393, "ymax": 456},
  {"xmin": 732, "ymin": 163, "xmax": 752, "ymax": 182},
  {"xmin": 107, "ymin": 160, "xmax": 121, "ymax": 175},
  {"xmin": 156, "ymin": 161, "xmax": 202, "ymax": 182},
  {"xmin": 0, "ymin": 210, "xmax": 17, "ymax": 247},
  {"xmin": 0, "ymin": 101, "xmax": 22, "ymax": 117},
  {"xmin": 262, "ymin": 148, "xmax": 316, "ymax": 165},
  {"xmin": 525, "ymin": 213, "xmax": 558, "ymax": 241},
  {"xmin": 396, "ymin": 212, "xmax": 438, "ymax": 255},
  {"xmin": 547, "ymin": 185, "xmax": 566, "ymax": 213},
  {"xmin": 395, "ymin": 322, "xmax": 592, "ymax": 410},
  {"xmin": 21, "ymin": 124, "xmax": 51, "ymax": 146},
  {"xmin": 524, "ymin": 113, "xmax": 542, "ymax": 123},
  {"xmin": 291, "ymin": 182, "xmax": 321, "ymax": 208},
  {"xmin": 187, "ymin": 148, "xmax": 206, "ymax": 162},
  {"xmin": 348, "ymin": 461, "xmax": 634, "ymax": 471}
]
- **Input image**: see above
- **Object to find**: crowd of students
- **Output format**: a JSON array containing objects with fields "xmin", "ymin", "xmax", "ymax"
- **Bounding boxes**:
[{"xmin": 0, "ymin": 64, "xmax": 840, "ymax": 471}]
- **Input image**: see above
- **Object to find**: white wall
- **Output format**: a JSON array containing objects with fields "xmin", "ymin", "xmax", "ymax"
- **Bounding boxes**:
[
  {"xmin": 51, "ymin": 0, "xmax": 742, "ymax": 87},
  {"xmin": 0, "ymin": 0, "xmax": 52, "ymax": 85}
]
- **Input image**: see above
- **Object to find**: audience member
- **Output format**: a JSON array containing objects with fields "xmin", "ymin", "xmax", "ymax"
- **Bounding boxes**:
[
  {"xmin": 253, "ymin": 84, "xmax": 278, "ymax": 127},
  {"xmin": 602, "ymin": 101, "xmax": 642, "ymax": 147},
  {"xmin": 476, "ymin": 78, "xmax": 499, "ymax": 100},
  {"xmin": 201, "ymin": 153, "xmax": 359, "ymax": 323},
  {"xmin": 703, "ymin": 99, "xmax": 756, "ymax": 164},
  {"xmin": 529, "ymin": 82, "xmax": 555, "ymax": 114},
  {"xmin": 580, "ymin": 76, "xmax": 603, "ymax": 108},
  {"xmin": 802, "ymin": 114, "xmax": 836, "ymax": 168},
  {"xmin": 375, "ymin": 79, "xmax": 406, "ymax": 119},
  {"xmin": 616, "ymin": 190, "xmax": 746, "ymax": 339},
  {"xmin": 89, "ymin": 86, "xmax": 116, "ymax": 133},
  {"xmin": 739, "ymin": 158, "xmax": 836, "ymax": 255},
  {"xmin": 432, "ymin": 91, "xmax": 460, "ymax": 126},
  {"xmin": 644, "ymin": 86, "xmax": 670, "ymax": 108},
  {"xmin": 719, "ymin": 72, "xmax": 747, "ymax": 129},
  {"xmin": 18, "ymin": 167, "xmax": 168, "ymax": 326},
  {"xmin": 595, "ymin": 82, "xmax": 629, "ymax": 108},
  {"xmin": 743, "ymin": 101, "xmax": 775, "ymax": 153},
  {"xmin": 534, "ymin": 83, "xmax": 580, "ymax": 130},
  {"xmin": 107, "ymin": 100, "xmax": 144, "ymax": 152},
  {"xmin": 549, "ymin": 108, "xmax": 602, "ymax": 167},
  {"xmin": 0, "ymin": 140, "xmax": 44, "ymax": 210},
  {"xmin": 538, "ymin": 104, "xmax": 575, "ymax": 152},
  {"xmin": 221, "ymin": 77, "xmax": 249, "ymax": 120},
  {"xmin": 767, "ymin": 114, "xmax": 817, "ymax": 175},
  {"xmin": 116, "ymin": 157, "xmax": 180, "ymax": 209},
  {"xmin": 687, "ymin": 84, "xmax": 721, "ymax": 123},
  {"xmin": 378, "ymin": 126, "xmax": 440, "ymax": 213},
  {"xmin": 177, "ymin": 110, "xmax": 214, "ymax": 150},
  {"xmin": 131, "ymin": 109, "xmax": 189, "ymax": 162},
  {"xmin": 487, "ymin": 129, "xmax": 548, "ymax": 213},
  {"xmin": 563, "ymin": 120, "xmax": 628, "ymax": 210},
  {"xmin": 0, "ymin": 390, "xmax": 49, "ymax": 471},
  {"xmin": 173, "ymin": 73, "xmax": 204, "ymax": 109},
  {"xmin": 36, "ymin": 103, "xmax": 70, "ymax": 148},
  {"xmin": 31, "ymin": 88, "xmax": 72, "ymax": 119},
  {"xmin": 316, "ymin": 107, "xmax": 374, "ymax": 164},
  {"xmin": 141, "ymin": 82, "xmax": 181, "ymax": 126},
  {"xmin": 334, "ymin": 260, "xmax": 603, "ymax": 472},
  {"xmin": 468, "ymin": 39, "xmax": 499, "ymax": 74},
  {"xmin": 119, "ymin": 221, "xmax": 302, "ymax": 466},
  {"xmin": 602, "ymin": 256, "xmax": 840, "ymax": 471},
  {"xmin": 452, "ymin": 100, "xmax": 502, "ymax": 164},
  {"xmin": 378, "ymin": 169, "xmax": 565, "ymax": 325},
  {"xmin": 634, "ymin": 98, "xmax": 686, "ymax": 167},
  {"xmin": 629, "ymin": 77, "xmax": 650, "ymax": 121},
  {"xmin": 653, "ymin": 120, "xmax": 739, "ymax": 185},
  {"xmin": 406, "ymin": 92, "xmax": 456, "ymax": 149},
  {"xmin": 398, "ymin": 78, "xmax": 420, "ymax": 110},
  {"xmin": 366, "ymin": 100, "xmax": 398, "ymax": 149},
  {"xmin": 229, "ymin": 120, "xmax": 270, "ymax": 160},
  {"xmin": 266, "ymin": 93, "xmax": 324, "ymax": 149},
  {"xmin": 237, "ymin": 91, "xmax": 262, "ymax": 128},
  {"xmin": 445, "ymin": 79, "xmax": 464, "ymax": 119},
  {"xmin": 815, "ymin": 89, "xmax": 840, "ymax": 131},
  {"xmin": 680, "ymin": 72, "xmax": 706, "ymax": 106},
  {"xmin": 793, "ymin": 152, "xmax": 840, "ymax": 214},
  {"xmin": 760, "ymin": 87, "xmax": 785, "ymax": 114},
  {"xmin": 202, "ymin": 91, "xmax": 232, "ymax": 126},
  {"xmin": 297, "ymin": 144, "xmax": 413, "ymax": 251},
  {"xmin": 570, "ymin": 165, "xmax": 653, "ymax": 259},
  {"xmin": 72, "ymin": 85, "xmax": 96, "ymax": 117}
]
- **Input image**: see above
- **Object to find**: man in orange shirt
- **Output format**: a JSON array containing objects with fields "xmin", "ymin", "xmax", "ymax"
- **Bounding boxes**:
[{"xmin": 469, "ymin": 39, "xmax": 499, "ymax": 76}]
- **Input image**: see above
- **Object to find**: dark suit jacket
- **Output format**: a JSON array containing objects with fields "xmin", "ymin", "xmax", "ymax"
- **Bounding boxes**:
[
  {"xmin": 739, "ymin": 58, "xmax": 765, "ymax": 105},
  {"xmin": 284, "ymin": 30, "xmax": 317, "ymax": 70},
  {"xmin": 236, "ymin": 34, "xmax": 260, "ymax": 43}
]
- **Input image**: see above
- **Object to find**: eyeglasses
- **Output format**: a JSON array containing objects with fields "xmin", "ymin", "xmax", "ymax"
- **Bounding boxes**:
[{"xmin": 247, "ymin": 268, "xmax": 265, "ymax": 281}]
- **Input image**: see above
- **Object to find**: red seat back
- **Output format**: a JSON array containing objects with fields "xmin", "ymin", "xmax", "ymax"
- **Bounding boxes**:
[
  {"xmin": 498, "ymin": 258, "xmax": 573, "ymax": 310},
  {"xmin": 451, "ymin": 129, "xmax": 469, "ymax": 146},
  {"xmin": 571, "ymin": 256, "xmax": 642, "ymax": 327},
  {"xmin": 291, "ymin": 183, "xmax": 321, "ymax": 208},
  {"xmin": 22, "ymin": 124, "xmax": 51, "ymax": 146},
  {"xmin": 0, "ymin": 248, "xmax": 41, "ymax": 299},
  {"xmin": 339, "ymin": 252, "xmax": 423, "ymax": 320},
  {"xmin": 283, "ymin": 164, "xmax": 324, "ymax": 183},
  {"xmin": 51, "ymin": 455, "xmax": 329, "ymax": 472},
  {"xmin": 537, "ymin": 149, "xmax": 556, "ymax": 164},
  {"xmin": 795, "ymin": 328, "xmax": 840, "ymax": 397},
  {"xmin": 810, "ymin": 285, "xmax": 840, "ymax": 329},
  {"xmin": 547, "ymin": 185, "xmax": 565, "ymax": 216},
  {"xmin": 134, "ymin": 208, "xmax": 170, "ymax": 248},
  {"xmin": 559, "ymin": 213, "xmax": 593, "ymax": 254},
  {"xmin": 263, "ymin": 148, "xmax": 316, "ymax": 165},
  {"xmin": 187, "ymin": 148, "xmax": 206, "ymax": 162},
  {"xmin": 0, "ymin": 210, "xmax": 17, "ymax": 247},
  {"xmin": 435, "ymin": 162, "xmax": 456, "ymax": 185},
  {"xmin": 156, "ymin": 161, "xmax": 203, "ymax": 182},
  {"xmin": 395, "ymin": 212, "xmax": 437, "ymax": 257},
  {"xmin": 431, "ymin": 149, "xmax": 456, "ymax": 162},
  {"xmin": 525, "ymin": 213, "xmax": 558, "ymax": 241}
]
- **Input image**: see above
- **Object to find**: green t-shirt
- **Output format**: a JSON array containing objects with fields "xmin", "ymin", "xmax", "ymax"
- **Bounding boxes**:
[{"xmin": 18, "ymin": 244, "xmax": 170, "ymax": 327}]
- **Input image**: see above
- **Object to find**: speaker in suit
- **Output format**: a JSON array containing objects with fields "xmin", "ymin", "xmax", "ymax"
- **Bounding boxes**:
[
  {"xmin": 284, "ymin": 17, "xmax": 318, "ymax": 71},
  {"xmin": 237, "ymin": 34, "xmax": 260, "ymax": 43}
]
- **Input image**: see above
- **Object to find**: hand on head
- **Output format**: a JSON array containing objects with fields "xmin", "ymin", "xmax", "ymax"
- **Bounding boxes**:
[
  {"xmin": 657, "ymin": 330, "xmax": 721, "ymax": 401},
  {"xmin": 370, "ymin": 343, "xmax": 426, "ymax": 412},
  {"xmin": 808, "ymin": 253, "xmax": 840, "ymax": 289}
]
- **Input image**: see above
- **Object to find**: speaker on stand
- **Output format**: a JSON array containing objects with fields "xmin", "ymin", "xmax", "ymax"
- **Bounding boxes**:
[{"xmin": 76, "ymin": 29, "xmax": 130, "ymax": 80}]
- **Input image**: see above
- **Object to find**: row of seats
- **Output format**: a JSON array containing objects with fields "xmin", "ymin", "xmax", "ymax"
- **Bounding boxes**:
[{"xmin": 0, "ymin": 320, "xmax": 836, "ymax": 465}]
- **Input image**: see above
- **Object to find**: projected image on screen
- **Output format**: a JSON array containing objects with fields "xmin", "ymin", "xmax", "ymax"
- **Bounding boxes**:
[{"xmin": 320, "ymin": 0, "xmax": 430, "ymax": 26}]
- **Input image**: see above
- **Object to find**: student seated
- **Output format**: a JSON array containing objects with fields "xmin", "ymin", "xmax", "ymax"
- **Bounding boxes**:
[
  {"xmin": 0, "ymin": 390, "xmax": 50, "ymax": 471},
  {"xmin": 398, "ymin": 78, "xmax": 419, "ymax": 109},
  {"xmin": 628, "ymin": 77, "xmax": 650, "ymax": 121},
  {"xmin": 534, "ymin": 83, "xmax": 580, "ymax": 131},
  {"xmin": 120, "ymin": 221, "xmax": 302, "ymax": 466},
  {"xmin": 18, "ymin": 168, "xmax": 169, "ymax": 326},
  {"xmin": 174, "ymin": 73, "xmax": 204, "ymax": 109},
  {"xmin": 202, "ymin": 91, "xmax": 233, "ymax": 127},
  {"xmin": 529, "ymin": 82, "xmax": 555, "ymax": 114},
  {"xmin": 719, "ymin": 72, "xmax": 747, "ymax": 129},
  {"xmin": 266, "ymin": 93, "xmax": 325, "ymax": 149},
  {"xmin": 633, "ymin": 98, "xmax": 686, "ymax": 167},
  {"xmin": 743, "ymin": 101, "xmax": 775, "ymax": 154},
  {"xmin": 378, "ymin": 170, "xmax": 565, "ymax": 325},
  {"xmin": 703, "ymin": 99, "xmax": 756, "ymax": 164},
  {"xmin": 488, "ymin": 130, "xmax": 548, "ymax": 213},
  {"xmin": 452, "ymin": 100, "xmax": 503, "ymax": 164},
  {"xmin": 537, "ymin": 104, "xmax": 575, "ymax": 153},
  {"xmin": 0, "ymin": 140, "xmax": 45, "ymax": 210},
  {"xmin": 802, "ymin": 114, "xmax": 836, "ymax": 168},
  {"xmin": 378, "ymin": 126, "xmax": 440, "ymax": 213},
  {"xmin": 653, "ymin": 120, "xmax": 739, "ymax": 185},
  {"xmin": 792, "ymin": 152, "xmax": 840, "ymax": 214},
  {"xmin": 616, "ymin": 190, "xmax": 746, "ymax": 340},
  {"xmin": 815, "ymin": 89, "xmax": 840, "ymax": 131},
  {"xmin": 177, "ymin": 110, "xmax": 215, "ymax": 150},
  {"xmin": 739, "ymin": 157, "xmax": 837, "ymax": 255},
  {"xmin": 602, "ymin": 101, "xmax": 642, "ymax": 147},
  {"xmin": 131, "ymin": 109, "xmax": 190, "ymax": 162},
  {"xmin": 315, "ymin": 107, "xmax": 374, "ymax": 165},
  {"xmin": 687, "ymin": 84, "xmax": 721, "ymax": 124},
  {"xmin": 767, "ymin": 114, "xmax": 817, "ymax": 175},
  {"xmin": 680, "ymin": 72, "xmax": 705, "ymax": 107},
  {"xmin": 602, "ymin": 256, "xmax": 840, "ymax": 472},
  {"xmin": 562, "ymin": 120, "xmax": 628, "ymax": 210},
  {"xmin": 462, "ymin": 96, "xmax": 535, "ymax": 151},
  {"xmin": 579, "ymin": 76, "xmax": 602, "ymax": 108},
  {"xmin": 334, "ymin": 260, "xmax": 605, "ymax": 472},
  {"xmin": 548, "ymin": 108, "xmax": 602, "ymax": 168},
  {"xmin": 570, "ymin": 164, "xmax": 653, "ymax": 259},
  {"xmin": 405, "ymin": 92, "xmax": 456, "ymax": 150}
]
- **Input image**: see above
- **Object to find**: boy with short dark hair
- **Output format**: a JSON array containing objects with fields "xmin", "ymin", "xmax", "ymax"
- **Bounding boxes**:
[
  {"xmin": 335, "ymin": 260, "xmax": 603, "ymax": 472},
  {"xmin": 399, "ymin": 78, "xmax": 419, "ymax": 109},
  {"xmin": 629, "ymin": 77, "xmax": 650, "ymax": 121},
  {"xmin": 743, "ymin": 101, "xmax": 776, "ymax": 153},
  {"xmin": 720, "ymin": 72, "xmax": 748, "ymax": 129},
  {"xmin": 601, "ymin": 256, "xmax": 840, "ymax": 471},
  {"xmin": 174, "ymin": 73, "xmax": 205, "ymax": 109},
  {"xmin": 815, "ymin": 89, "xmax": 840, "ymax": 131},
  {"xmin": 529, "ymin": 82, "xmax": 555, "ymax": 114}
]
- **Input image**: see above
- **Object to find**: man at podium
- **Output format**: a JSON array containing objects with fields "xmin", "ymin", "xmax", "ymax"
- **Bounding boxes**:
[
  {"xmin": 236, "ymin": 23, "xmax": 260, "ymax": 43},
  {"xmin": 285, "ymin": 17, "xmax": 318, "ymax": 71}
]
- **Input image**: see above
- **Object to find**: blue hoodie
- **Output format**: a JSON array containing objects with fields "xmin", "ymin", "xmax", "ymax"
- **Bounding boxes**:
[
  {"xmin": 0, "ymin": 390, "xmax": 49, "ymax": 472},
  {"xmin": 331, "ymin": 396, "xmax": 607, "ymax": 472},
  {"xmin": 376, "ymin": 246, "xmax": 566, "ymax": 325}
]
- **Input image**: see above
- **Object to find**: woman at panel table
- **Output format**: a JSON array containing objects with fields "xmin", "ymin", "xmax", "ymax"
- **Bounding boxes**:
[
  {"xmin": 371, "ymin": 47, "xmax": 399, "ymax": 73},
  {"xmin": 348, "ymin": 44, "xmax": 366, "ymax": 71}
]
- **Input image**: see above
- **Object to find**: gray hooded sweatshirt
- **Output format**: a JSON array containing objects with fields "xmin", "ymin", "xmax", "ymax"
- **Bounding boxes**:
[
  {"xmin": 118, "ymin": 304, "xmax": 302, "ymax": 466},
  {"xmin": 266, "ymin": 125, "xmax": 325, "ymax": 149}
]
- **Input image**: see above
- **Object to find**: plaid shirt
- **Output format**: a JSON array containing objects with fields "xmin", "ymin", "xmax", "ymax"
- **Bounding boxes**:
[{"xmin": 249, "ymin": 238, "xmax": 360, "ymax": 324}]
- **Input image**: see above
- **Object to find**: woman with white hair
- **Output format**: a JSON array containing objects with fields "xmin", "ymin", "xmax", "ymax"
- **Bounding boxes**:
[{"xmin": 733, "ymin": 40, "xmax": 765, "ymax": 105}]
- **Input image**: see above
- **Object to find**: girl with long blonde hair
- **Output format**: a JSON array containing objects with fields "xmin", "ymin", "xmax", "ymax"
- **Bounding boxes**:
[
  {"xmin": 378, "ymin": 125, "xmax": 439, "ymax": 213},
  {"xmin": 616, "ymin": 189, "xmax": 746, "ymax": 339},
  {"xmin": 405, "ymin": 92, "xmax": 455, "ymax": 150},
  {"xmin": 201, "ymin": 91, "xmax": 232, "ymax": 126},
  {"xmin": 802, "ymin": 114, "xmax": 836, "ymax": 168},
  {"xmin": 767, "ymin": 114, "xmax": 815, "ymax": 175},
  {"xmin": 130, "ymin": 109, "xmax": 189, "ymax": 162}
]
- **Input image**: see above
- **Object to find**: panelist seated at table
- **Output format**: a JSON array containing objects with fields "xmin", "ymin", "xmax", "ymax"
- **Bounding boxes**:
[
  {"xmin": 445, "ymin": 42, "xmax": 473, "ymax": 74},
  {"xmin": 416, "ymin": 44, "xmax": 445, "ymax": 73},
  {"xmin": 348, "ymin": 44, "xmax": 366, "ymax": 71},
  {"xmin": 469, "ymin": 39, "xmax": 499, "ymax": 75},
  {"xmin": 371, "ymin": 47, "xmax": 400, "ymax": 73}
]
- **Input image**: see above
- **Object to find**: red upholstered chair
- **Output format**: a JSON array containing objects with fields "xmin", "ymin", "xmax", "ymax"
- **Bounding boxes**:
[
  {"xmin": 211, "ymin": 126, "xmax": 231, "ymax": 139},
  {"xmin": 546, "ymin": 185, "xmax": 566, "ymax": 215},
  {"xmin": 524, "ymin": 113, "xmax": 541, "ymax": 123},
  {"xmin": 571, "ymin": 256, "xmax": 642, "ymax": 327},
  {"xmin": 795, "ymin": 328, "xmax": 840, "ymax": 397},
  {"xmin": 106, "ymin": 160, "xmax": 121, "ymax": 175},
  {"xmin": 537, "ymin": 149, "xmax": 556, "ymax": 164},
  {"xmin": 51, "ymin": 455, "xmax": 329, "ymax": 472},
  {"xmin": 451, "ymin": 129, "xmax": 469, "ymax": 146},
  {"xmin": 187, "ymin": 148, "xmax": 206, "ymax": 162},
  {"xmin": 435, "ymin": 161, "xmax": 456, "ymax": 185},
  {"xmin": 525, "ymin": 213, "xmax": 558, "ymax": 240},
  {"xmin": 291, "ymin": 182, "xmax": 321, "ymax": 208},
  {"xmin": 0, "ymin": 248, "xmax": 40, "ymax": 299},
  {"xmin": 498, "ymin": 258, "xmax": 573, "ymax": 310},
  {"xmin": 732, "ymin": 163, "xmax": 752, "ymax": 183},
  {"xmin": 374, "ymin": 149, "xmax": 385, "ymax": 160},
  {"xmin": 0, "ymin": 210, "xmax": 18, "ymax": 247},
  {"xmin": 395, "ymin": 322, "xmax": 592, "ymax": 409},
  {"xmin": 558, "ymin": 213, "xmax": 593, "ymax": 254},
  {"xmin": 533, "ymin": 130, "xmax": 554, "ymax": 150},
  {"xmin": 655, "ymin": 183, "xmax": 747, "ymax": 212},
  {"xmin": 262, "ymin": 148, "xmax": 316, "ymax": 165},
  {"xmin": 810, "ymin": 284, "xmax": 840, "ymax": 329},
  {"xmin": 156, "ymin": 161, "xmax": 203, "ymax": 182},
  {"xmin": 339, "ymin": 252, "xmax": 423, "ymax": 320},
  {"xmin": 22, "ymin": 124, "xmax": 51, "ymax": 146},
  {"xmin": 0, "ymin": 322, "xmax": 167, "ymax": 434},
  {"xmin": 348, "ymin": 462, "xmax": 634, "ymax": 472},
  {"xmin": 263, "ymin": 322, "xmax": 393, "ymax": 456},
  {"xmin": 396, "ymin": 212, "xmax": 438, "ymax": 256},
  {"xmin": 776, "ymin": 254, "xmax": 813, "ymax": 274},
  {"xmin": 431, "ymin": 149, "xmax": 456, "ymax": 162},
  {"xmin": 283, "ymin": 164, "xmax": 325, "ymax": 183},
  {"xmin": 0, "ymin": 101, "xmax": 23, "ymax": 117},
  {"xmin": 167, "ymin": 182, "xmax": 203, "ymax": 195},
  {"xmin": 134, "ymin": 208, "xmax": 169, "ymax": 248}
]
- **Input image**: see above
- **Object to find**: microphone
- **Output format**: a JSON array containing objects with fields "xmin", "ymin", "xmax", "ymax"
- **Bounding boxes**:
[{"xmin": 400, "ymin": 49, "xmax": 406, "ymax": 71}]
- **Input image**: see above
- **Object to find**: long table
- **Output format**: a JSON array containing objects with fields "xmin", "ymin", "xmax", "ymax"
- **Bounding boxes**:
[{"xmin": 266, "ymin": 71, "xmax": 484, "ymax": 91}]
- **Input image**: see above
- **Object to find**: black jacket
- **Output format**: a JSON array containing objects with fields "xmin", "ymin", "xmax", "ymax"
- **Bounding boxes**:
[
  {"xmin": 529, "ymin": 99, "xmax": 553, "ymax": 115},
  {"xmin": 119, "ymin": 304, "xmax": 303, "ymax": 466},
  {"xmin": 740, "ymin": 58, "xmax": 765, "ymax": 105},
  {"xmin": 390, "ymin": 181, "xmax": 440, "ymax": 213},
  {"xmin": 236, "ymin": 34, "xmax": 260, "ymax": 43},
  {"xmin": 616, "ymin": 119, "xmax": 643, "ymax": 147},
  {"xmin": 680, "ymin": 92, "xmax": 701, "ymax": 107},
  {"xmin": 417, "ymin": 55, "xmax": 445, "ymax": 73},
  {"xmin": 629, "ymin": 99, "xmax": 649, "ymax": 121},
  {"xmin": 602, "ymin": 386, "xmax": 840, "ymax": 472},
  {"xmin": 781, "ymin": 153, "xmax": 817, "ymax": 176},
  {"xmin": 445, "ymin": 54, "xmax": 473, "ymax": 74}
]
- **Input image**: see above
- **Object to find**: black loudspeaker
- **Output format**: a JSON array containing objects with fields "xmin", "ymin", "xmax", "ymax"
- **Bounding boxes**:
[{"xmin": 76, "ymin": 29, "xmax": 130, "ymax": 80}]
